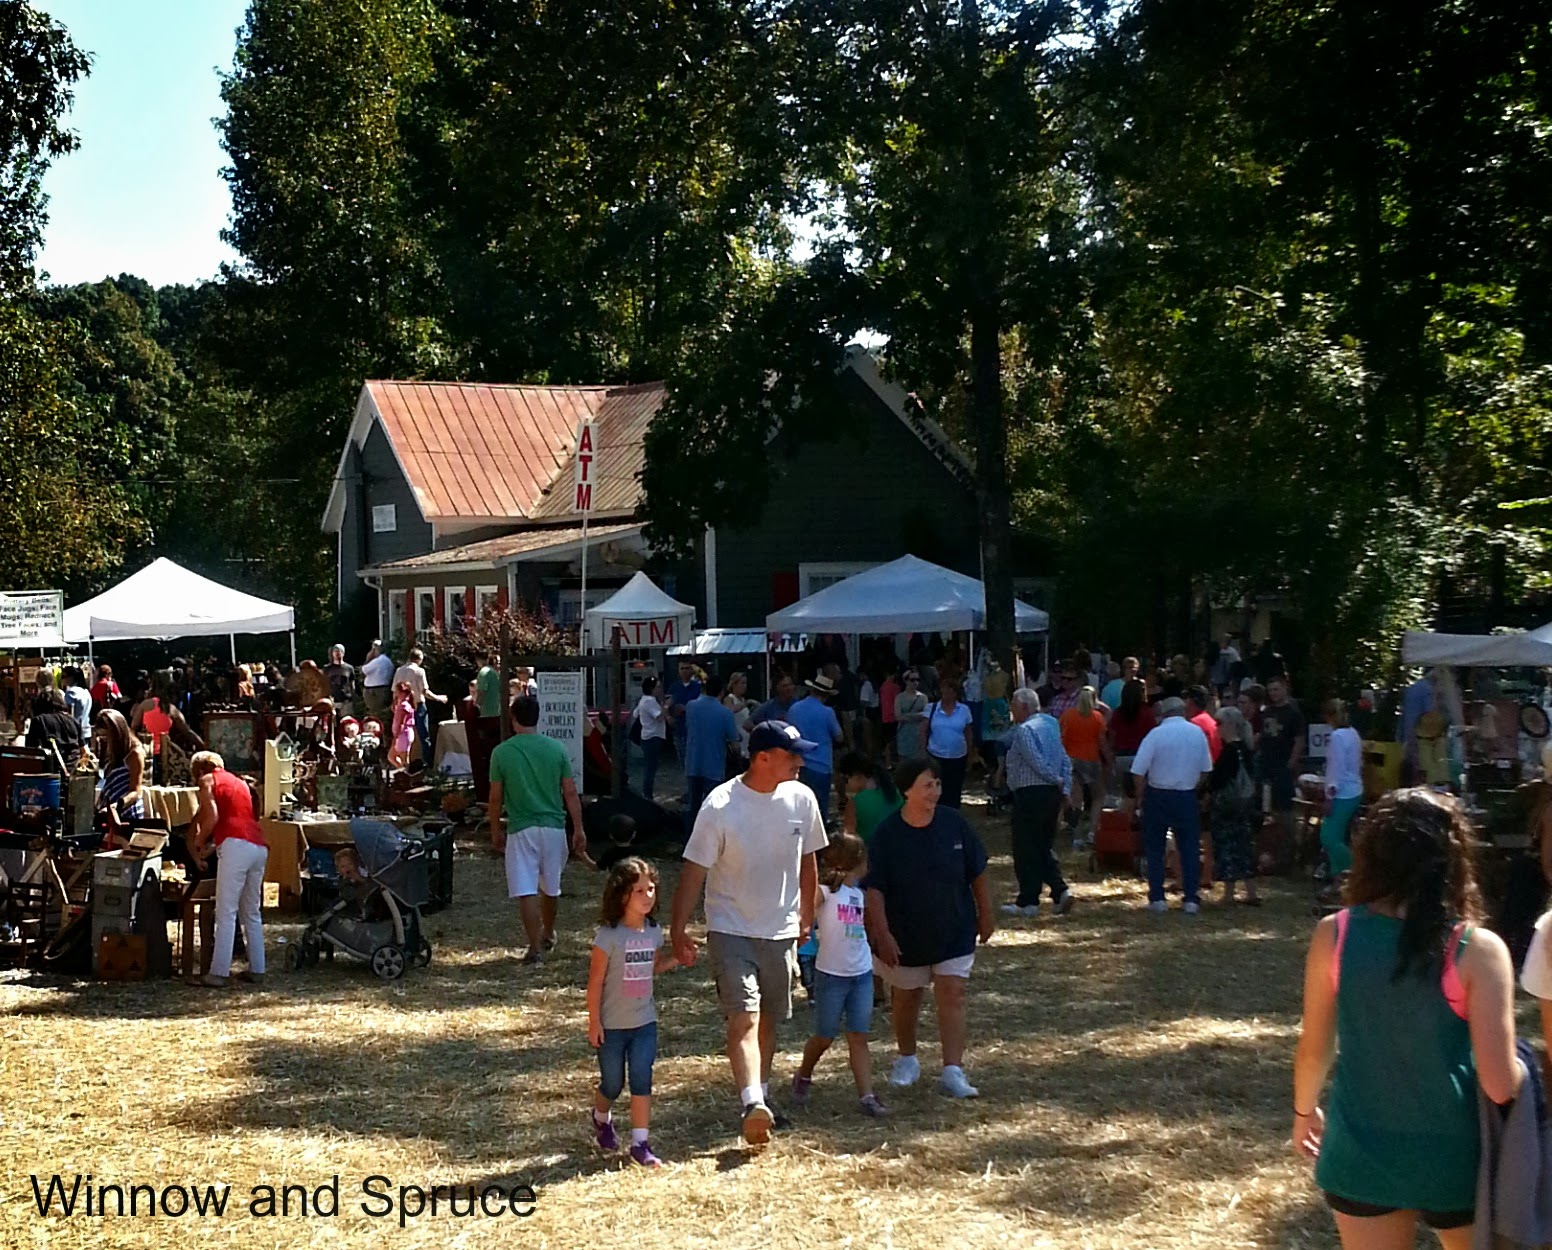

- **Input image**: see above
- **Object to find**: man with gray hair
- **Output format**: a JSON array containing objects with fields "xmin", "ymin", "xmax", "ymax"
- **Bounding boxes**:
[
  {"xmin": 1000, "ymin": 688, "xmax": 1075, "ymax": 917},
  {"xmin": 1130, "ymin": 697, "xmax": 1213, "ymax": 914}
]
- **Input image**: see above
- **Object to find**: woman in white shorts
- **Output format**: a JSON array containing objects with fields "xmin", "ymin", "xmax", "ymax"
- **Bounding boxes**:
[{"xmin": 862, "ymin": 757, "xmax": 995, "ymax": 1098}]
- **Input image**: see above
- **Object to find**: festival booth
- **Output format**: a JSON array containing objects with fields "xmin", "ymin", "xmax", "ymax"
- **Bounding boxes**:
[
  {"xmin": 765, "ymin": 554, "xmax": 1050, "ymax": 642},
  {"xmin": 1395, "ymin": 624, "xmax": 1552, "ymax": 936},
  {"xmin": 583, "ymin": 573, "xmax": 696, "ymax": 707}
]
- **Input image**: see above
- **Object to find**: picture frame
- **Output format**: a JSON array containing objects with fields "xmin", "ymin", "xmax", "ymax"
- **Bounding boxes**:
[{"xmin": 201, "ymin": 711, "xmax": 262, "ymax": 775}]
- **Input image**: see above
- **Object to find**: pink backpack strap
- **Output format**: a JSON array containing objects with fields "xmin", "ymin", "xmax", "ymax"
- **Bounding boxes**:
[
  {"xmin": 1441, "ymin": 923, "xmax": 1469, "ymax": 1020},
  {"xmin": 1329, "ymin": 908, "xmax": 1350, "ymax": 997}
]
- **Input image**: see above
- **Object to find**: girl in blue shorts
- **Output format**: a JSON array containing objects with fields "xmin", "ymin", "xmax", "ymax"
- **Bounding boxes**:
[{"xmin": 789, "ymin": 832, "xmax": 888, "ymax": 1117}]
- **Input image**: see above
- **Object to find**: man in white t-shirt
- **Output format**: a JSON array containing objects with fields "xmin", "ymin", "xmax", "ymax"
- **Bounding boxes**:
[
  {"xmin": 671, "ymin": 719, "xmax": 828, "ymax": 1146},
  {"xmin": 360, "ymin": 640, "xmax": 396, "ymax": 720},
  {"xmin": 392, "ymin": 646, "xmax": 447, "ymax": 765},
  {"xmin": 1130, "ymin": 698, "xmax": 1213, "ymax": 915}
]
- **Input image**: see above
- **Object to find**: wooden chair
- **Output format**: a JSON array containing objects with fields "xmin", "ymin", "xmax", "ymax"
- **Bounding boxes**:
[{"xmin": 178, "ymin": 880, "xmax": 218, "ymax": 979}]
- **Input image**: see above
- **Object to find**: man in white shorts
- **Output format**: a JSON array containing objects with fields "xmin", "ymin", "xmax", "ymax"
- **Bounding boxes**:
[
  {"xmin": 489, "ymin": 694, "xmax": 585, "ymax": 963},
  {"xmin": 671, "ymin": 720, "xmax": 828, "ymax": 1145}
]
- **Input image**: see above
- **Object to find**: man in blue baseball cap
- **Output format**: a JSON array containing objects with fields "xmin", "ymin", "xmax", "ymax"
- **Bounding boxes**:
[{"xmin": 671, "ymin": 719, "xmax": 829, "ymax": 1146}]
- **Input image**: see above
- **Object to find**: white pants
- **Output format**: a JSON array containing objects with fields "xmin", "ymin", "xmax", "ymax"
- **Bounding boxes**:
[
  {"xmin": 505, "ymin": 826, "xmax": 566, "ymax": 898},
  {"xmin": 211, "ymin": 837, "xmax": 268, "ymax": 977}
]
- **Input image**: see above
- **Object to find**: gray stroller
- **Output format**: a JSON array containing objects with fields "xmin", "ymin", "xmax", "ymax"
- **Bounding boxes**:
[{"xmin": 284, "ymin": 819, "xmax": 431, "ymax": 981}]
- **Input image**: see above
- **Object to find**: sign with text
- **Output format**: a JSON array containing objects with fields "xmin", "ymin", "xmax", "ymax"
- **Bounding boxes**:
[
  {"xmin": 573, "ymin": 418, "xmax": 596, "ymax": 515},
  {"xmin": 1306, "ymin": 722, "xmax": 1333, "ymax": 760},
  {"xmin": 595, "ymin": 616, "xmax": 686, "ymax": 648},
  {"xmin": 537, "ymin": 671, "xmax": 586, "ymax": 793},
  {"xmin": 0, "ymin": 590, "xmax": 65, "ymax": 649}
]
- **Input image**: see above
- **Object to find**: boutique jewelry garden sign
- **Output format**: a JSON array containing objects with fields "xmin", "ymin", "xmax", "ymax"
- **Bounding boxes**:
[{"xmin": 0, "ymin": 590, "xmax": 65, "ymax": 649}]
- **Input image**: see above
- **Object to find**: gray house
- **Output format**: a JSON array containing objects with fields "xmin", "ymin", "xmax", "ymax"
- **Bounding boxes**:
[{"xmin": 321, "ymin": 348, "xmax": 982, "ymax": 645}]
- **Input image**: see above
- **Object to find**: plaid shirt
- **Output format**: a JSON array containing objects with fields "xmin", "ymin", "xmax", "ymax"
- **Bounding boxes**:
[
  {"xmin": 1004, "ymin": 713, "xmax": 1072, "ymax": 796},
  {"xmin": 1045, "ymin": 687, "xmax": 1080, "ymax": 719}
]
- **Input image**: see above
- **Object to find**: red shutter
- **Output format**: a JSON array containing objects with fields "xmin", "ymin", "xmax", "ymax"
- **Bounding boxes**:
[
  {"xmin": 404, "ymin": 594, "xmax": 416, "ymax": 641},
  {"xmin": 434, "ymin": 592, "xmax": 446, "ymax": 629},
  {"xmin": 497, "ymin": 586, "xmax": 509, "ymax": 612},
  {"xmin": 771, "ymin": 571, "xmax": 800, "ymax": 611},
  {"xmin": 465, "ymin": 587, "xmax": 476, "ymax": 620}
]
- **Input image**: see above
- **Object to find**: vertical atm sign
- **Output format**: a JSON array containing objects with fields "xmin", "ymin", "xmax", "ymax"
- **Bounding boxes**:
[{"xmin": 573, "ymin": 418, "xmax": 596, "ymax": 515}]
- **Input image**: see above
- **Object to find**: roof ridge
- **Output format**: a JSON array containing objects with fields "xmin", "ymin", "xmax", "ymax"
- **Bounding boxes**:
[{"xmin": 366, "ymin": 379, "xmax": 657, "ymax": 393}]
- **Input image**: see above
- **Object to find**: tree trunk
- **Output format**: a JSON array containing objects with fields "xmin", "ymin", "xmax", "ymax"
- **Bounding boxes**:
[{"xmin": 970, "ymin": 305, "xmax": 1015, "ymax": 673}]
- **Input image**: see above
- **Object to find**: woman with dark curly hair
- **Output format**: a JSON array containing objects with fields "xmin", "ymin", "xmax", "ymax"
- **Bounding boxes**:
[{"xmin": 1292, "ymin": 789, "xmax": 1520, "ymax": 1249}]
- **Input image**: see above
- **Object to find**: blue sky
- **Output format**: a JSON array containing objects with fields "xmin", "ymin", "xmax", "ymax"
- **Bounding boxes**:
[{"xmin": 35, "ymin": 0, "xmax": 248, "ymax": 288}]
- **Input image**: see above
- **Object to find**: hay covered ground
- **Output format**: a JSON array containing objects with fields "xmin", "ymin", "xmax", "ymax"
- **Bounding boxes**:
[{"xmin": 0, "ymin": 801, "xmax": 1474, "ymax": 1249}]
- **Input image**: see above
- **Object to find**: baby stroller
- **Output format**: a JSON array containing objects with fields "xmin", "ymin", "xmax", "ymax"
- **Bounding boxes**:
[{"xmin": 284, "ymin": 819, "xmax": 431, "ymax": 981}]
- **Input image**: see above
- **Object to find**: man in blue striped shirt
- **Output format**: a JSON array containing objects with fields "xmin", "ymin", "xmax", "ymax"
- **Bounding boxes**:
[{"xmin": 1001, "ymin": 688, "xmax": 1075, "ymax": 917}]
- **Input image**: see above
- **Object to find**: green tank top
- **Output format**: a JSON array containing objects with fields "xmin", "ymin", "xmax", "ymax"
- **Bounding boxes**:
[{"xmin": 1314, "ymin": 907, "xmax": 1478, "ymax": 1211}]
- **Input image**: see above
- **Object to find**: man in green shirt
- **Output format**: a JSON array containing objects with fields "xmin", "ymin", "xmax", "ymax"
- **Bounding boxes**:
[
  {"xmin": 470, "ymin": 654, "xmax": 503, "ymax": 803},
  {"xmin": 489, "ymin": 694, "xmax": 586, "ymax": 964}
]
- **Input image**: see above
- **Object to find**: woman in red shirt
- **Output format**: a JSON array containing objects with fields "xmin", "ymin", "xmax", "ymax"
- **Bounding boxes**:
[
  {"xmin": 189, "ymin": 751, "xmax": 269, "ymax": 987},
  {"xmin": 1107, "ymin": 679, "xmax": 1156, "ymax": 801}
]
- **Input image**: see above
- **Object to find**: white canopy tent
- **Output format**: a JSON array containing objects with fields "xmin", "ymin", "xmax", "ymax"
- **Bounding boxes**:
[
  {"xmin": 1401, "ymin": 622, "xmax": 1552, "ymax": 668},
  {"xmin": 584, "ymin": 571, "xmax": 695, "ymax": 651},
  {"xmin": 765, "ymin": 554, "xmax": 1050, "ymax": 635},
  {"xmin": 62, "ymin": 557, "xmax": 297, "ymax": 663}
]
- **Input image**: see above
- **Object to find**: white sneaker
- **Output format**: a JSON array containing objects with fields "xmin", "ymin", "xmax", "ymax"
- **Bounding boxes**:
[
  {"xmin": 1147, "ymin": 900, "xmax": 1168, "ymax": 914},
  {"xmin": 1054, "ymin": 891, "xmax": 1075, "ymax": 916},
  {"xmin": 939, "ymin": 1066, "xmax": 979, "ymax": 1098},
  {"xmin": 889, "ymin": 1055, "xmax": 921, "ymax": 1088},
  {"xmin": 1000, "ymin": 902, "xmax": 1039, "ymax": 917},
  {"xmin": 1183, "ymin": 901, "xmax": 1201, "ymax": 916}
]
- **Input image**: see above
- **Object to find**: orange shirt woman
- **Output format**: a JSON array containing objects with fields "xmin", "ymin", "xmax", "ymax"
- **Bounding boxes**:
[{"xmin": 1060, "ymin": 706, "xmax": 1107, "ymax": 763}]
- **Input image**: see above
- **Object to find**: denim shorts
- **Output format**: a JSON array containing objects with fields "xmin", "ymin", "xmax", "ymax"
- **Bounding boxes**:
[
  {"xmin": 597, "ymin": 1021, "xmax": 657, "ymax": 1099},
  {"xmin": 813, "ymin": 970, "xmax": 873, "ymax": 1039}
]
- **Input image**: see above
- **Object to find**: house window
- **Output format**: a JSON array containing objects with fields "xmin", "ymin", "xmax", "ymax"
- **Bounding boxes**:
[
  {"xmin": 386, "ymin": 589, "xmax": 408, "ymax": 644},
  {"xmin": 415, "ymin": 588, "xmax": 437, "ymax": 641},
  {"xmin": 551, "ymin": 587, "xmax": 615, "ymax": 628},
  {"xmin": 371, "ymin": 504, "xmax": 397, "ymax": 533},
  {"xmin": 476, "ymin": 585, "xmax": 500, "ymax": 619},
  {"xmin": 798, "ymin": 562, "xmax": 879, "ymax": 597},
  {"xmin": 445, "ymin": 586, "xmax": 468, "ymax": 635}
]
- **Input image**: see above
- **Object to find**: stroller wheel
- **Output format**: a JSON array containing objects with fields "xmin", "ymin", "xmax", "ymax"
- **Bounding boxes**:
[
  {"xmin": 301, "ymin": 937, "xmax": 321, "ymax": 967},
  {"xmin": 371, "ymin": 944, "xmax": 407, "ymax": 981},
  {"xmin": 413, "ymin": 939, "xmax": 432, "ymax": 969},
  {"xmin": 283, "ymin": 945, "xmax": 301, "ymax": 972}
]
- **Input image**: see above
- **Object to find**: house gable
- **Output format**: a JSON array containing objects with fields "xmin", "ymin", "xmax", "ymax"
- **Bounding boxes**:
[{"xmin": 709, "ymin": 365, "xmax": 981, "ymax": 628}]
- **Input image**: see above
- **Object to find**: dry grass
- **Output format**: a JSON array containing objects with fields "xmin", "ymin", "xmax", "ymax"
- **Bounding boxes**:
[{"xmin": 0, "ymin": 803, "xmax": 1491, "ymax": 1248}]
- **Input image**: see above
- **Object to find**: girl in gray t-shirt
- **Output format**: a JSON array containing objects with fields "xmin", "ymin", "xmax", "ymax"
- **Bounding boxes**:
[{"xmin": 586, "ymin": 857, "xmax": 682, "ymax": 1167}]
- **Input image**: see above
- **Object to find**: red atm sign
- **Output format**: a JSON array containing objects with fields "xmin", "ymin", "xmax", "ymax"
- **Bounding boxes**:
[{"xmin": 573, "ymin": 418, "xmax": 596, "ymax": 515}]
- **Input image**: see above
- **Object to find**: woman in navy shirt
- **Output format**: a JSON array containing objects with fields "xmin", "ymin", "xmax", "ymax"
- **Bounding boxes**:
[{"xmin": 863, "ymin": 757, "xmax": 994, "ymax": 1099}]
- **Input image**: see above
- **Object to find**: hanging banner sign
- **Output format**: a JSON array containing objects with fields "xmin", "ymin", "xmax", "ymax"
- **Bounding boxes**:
[
  {"xmin": 536, "ymin": 670, "xmax": 587, "ymax": 793},
  {"xmin": 594, "ymin": 616, "xmax": 687, "ymax": 648},
  {"xmin": 573, "ymin": 418, "xmax": 597, "ymax": 515},
  {"xmin": 0, "ymin": 590, "xmax": 65, "ymax": 649}
]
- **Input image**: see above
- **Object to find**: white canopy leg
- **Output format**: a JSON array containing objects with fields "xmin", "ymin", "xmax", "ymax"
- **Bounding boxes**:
[
  {"xmin": 289, "ymin": 630, "xmax": 297, "ymax": 670},
  {"xmin": 230, "ymin": 633, "xmax": 237, "ymax": 664}
]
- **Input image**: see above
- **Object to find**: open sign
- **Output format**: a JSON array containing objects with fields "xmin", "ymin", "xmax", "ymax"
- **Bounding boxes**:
[{"xmin": 1307, "ymin": 723, "xmax": 1333, "ymax": 760}]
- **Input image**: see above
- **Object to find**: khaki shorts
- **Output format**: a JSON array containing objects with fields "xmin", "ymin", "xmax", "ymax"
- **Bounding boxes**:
[
  {"xmin": 872, "ymin": 952, "xmax": 975, "ymax": 990},
  {"xmin": 706, "ymin": 931, "xmax": 796, "ymax": 1022}
]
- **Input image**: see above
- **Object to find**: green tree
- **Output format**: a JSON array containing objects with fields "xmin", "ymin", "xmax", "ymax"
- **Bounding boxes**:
[
  {"xmin": 645, "ymin": 1, "xmax": 1095, "ymax": 669},
  {"xmin": 0, "ymin": 0, "xmax": 89, "ymax": 291}
]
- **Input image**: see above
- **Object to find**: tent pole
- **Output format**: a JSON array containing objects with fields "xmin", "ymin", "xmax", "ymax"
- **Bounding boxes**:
[
  {"xmin": 289, "ymin": 630, "xmax": 297, "ymax": 669},
  {"xmin": 579, "ymin": 515, "xmax": 590, "ymax": 653},
  {"xmin": 230, "ymin": 633, "xmax": 236, "ymax": 665}
]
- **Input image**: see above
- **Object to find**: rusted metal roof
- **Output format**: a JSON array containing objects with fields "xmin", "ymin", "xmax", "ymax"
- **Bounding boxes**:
[
  {"xmin": 364, "ymin": 380, "xmax": 665, "ymax": 524},
  {"xmin": 359, "ymin": 523, "xmax": 642, "ymax": 575}
]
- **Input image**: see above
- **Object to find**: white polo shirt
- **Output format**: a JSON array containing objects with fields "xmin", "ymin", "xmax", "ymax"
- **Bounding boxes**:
[{"xmin": 1130, "ymin": 716, "xmax": 1212, "ymax": 792}]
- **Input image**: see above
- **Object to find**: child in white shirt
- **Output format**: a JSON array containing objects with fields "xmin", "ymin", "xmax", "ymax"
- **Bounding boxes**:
[{"xmin": 789, "ymin": 832, "xmax": 887, "ymax": 1117}]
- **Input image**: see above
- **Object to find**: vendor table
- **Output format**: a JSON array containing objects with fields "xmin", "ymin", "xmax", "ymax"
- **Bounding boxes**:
[
  {"xmin": 434, "ymin": 721, "xmax": 469, "ymax": 771},
  {"xmin": 141, "ymin": 786, "xmax": 199, "ymax": 829},
  {"xmin": 261, "ymin": 815, "xmax": 414, "ymax": 910}
]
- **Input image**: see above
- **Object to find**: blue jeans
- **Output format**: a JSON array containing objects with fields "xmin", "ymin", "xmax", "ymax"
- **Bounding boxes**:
[
  {"xmin": 415, "ymin": 702, "xmax": 431, "ymax": 766},
  {"xmin": 597, "ymin": 1021, "xmax": 657, "ymax": 1099},
  {"xmin": 685, "ymin": 774, "xmax": 718, "ymax": 817},
  {"xmin": 799, "ymin": 768, "xmax": 831, "ymax": 818},
  {"xmin": 813, "ymin": 970, "xmax": 873, "ymax": 1039},
  {"xmin": 1142, "ymin": 785, "xmax": 1201, "ymax": 905},
  {"xmin": 639, "ymin": 737, "xmax": 663, "ymax": 800}
]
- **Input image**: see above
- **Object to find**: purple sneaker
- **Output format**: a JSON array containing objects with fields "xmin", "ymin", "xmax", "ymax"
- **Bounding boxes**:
[
  {"xmin": 790, "ymin": 1073, "xmax": 813, "ymax": 1106},
  {"xmin": 592, "ymin": 1114, "xmax": 619, "ymax": 1152},
  {"xmin": 629, "ymin": 1141, "xmax": 663, "ymax": 1168}
]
